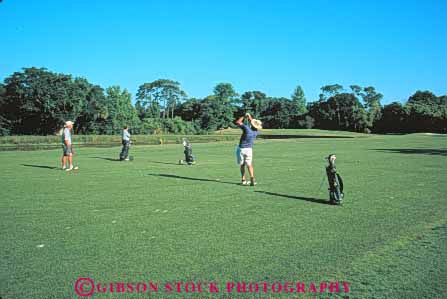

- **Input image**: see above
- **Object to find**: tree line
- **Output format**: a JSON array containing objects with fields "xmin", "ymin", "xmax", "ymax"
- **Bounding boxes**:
[{"xmin": 0, "ymin": 67, "xmax": 446, "ymax": 135}]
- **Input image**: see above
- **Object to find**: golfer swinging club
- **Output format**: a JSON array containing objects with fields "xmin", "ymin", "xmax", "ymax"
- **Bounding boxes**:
[
  {"xmin": 235, "ymin": 113, "xmax": 262, "ymax": 186},
  {"xmin": 61, "ymin": 121, "xmax": 78, "ymax": 171}
]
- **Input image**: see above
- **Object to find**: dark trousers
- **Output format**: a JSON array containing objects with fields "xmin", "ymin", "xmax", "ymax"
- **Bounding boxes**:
[{"xmin": 120, "ymin": 140, "xmax": 130, "ymax": 160}]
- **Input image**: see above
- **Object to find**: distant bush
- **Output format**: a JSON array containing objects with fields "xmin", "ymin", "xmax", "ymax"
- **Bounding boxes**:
[{"xmin": 137, "ymin": 117, "xmax": 198, "ymax": 135}]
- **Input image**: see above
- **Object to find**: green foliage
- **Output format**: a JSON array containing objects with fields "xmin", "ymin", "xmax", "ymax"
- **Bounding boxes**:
[
  {"xmin": 199, "ymin": 83, "xmax": 238, "ymax": 131},
  {"xmin": 0, "ymin": 115, "xmax": 11, "ymax": 136},
  {"xmin": 0, "ymin": 83, "xmax": 10, "ymax": 135},
  {"xmin": 136, "ymin": 79, "xmax": 187, "ymax": 119},
  {"xmin": 291, "ymin": 85, "xmax": 307, "ymax": 115},
  {"xmin": 162, "ymin": 117, "xmax": 198, "ymax": 134},
  {"xmin": 405, "ymin": 91, "xmax": 447, "ymax": 132},
  {"xmin": 308, "ymin": 92, "xmax": 368, "ymax": 132},
  {"xmin": 104, "ymin": 86, "xmax": 140, "ymax": 134},
  {"xmin": 259, "ymin": 97, "xmax": 294, "ymax": 129},
  {"xmin": 300, "ymin": 115, "xmax": 315, "ymax": 129},
  {"xmin": 1, "ymin": 68, "xmax": 446, "ymax": 135},
  {"xmin": 140, "ymin": 118, "xmax": 163, "ymax": 134},
  {"xmin": 354, "ymin": 85, "xmax": 383, "ymax": 128},
  {"xmin": 1, "ymin": 68, "xmax": 88, "ymax": 134},
  {"xmin": 174, "ymin": 98, "xmax": 202, "ymax": 122},
  {"xmin": 240, "ymin": 91, "xmax": 268, "ymax": 118},
  {"xmin": 213, "ymin": 83, "xmax": 238, "ymax": 100},
  {"xmin": 139, "ymin": 117, "xmax": 197, "ymax": 135},
  {"xmin": 374, "ymin": 102, "xmax": 409, "ymax": 133},
  {"xmin": 319, "ymin": 84, "xmax": 343, "ymax": 101},
  {"xmin": 75, "ymin": 84, "xmax": 109, "ymax": 134}
]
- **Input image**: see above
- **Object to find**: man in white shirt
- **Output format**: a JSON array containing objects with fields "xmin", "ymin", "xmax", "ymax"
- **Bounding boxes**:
[
  {"xmin": 61, "ymin": 121, "xmax": 78, "ymax": 171},
  {"xmin": 120, "ymin": 125, "xmax": 131, "ymax": 161}
]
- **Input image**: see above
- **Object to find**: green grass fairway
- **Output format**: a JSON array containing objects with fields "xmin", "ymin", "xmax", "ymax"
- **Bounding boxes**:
[{"xmin": 1, "ymin": 133, "xmax": 446, "ymax": 298}]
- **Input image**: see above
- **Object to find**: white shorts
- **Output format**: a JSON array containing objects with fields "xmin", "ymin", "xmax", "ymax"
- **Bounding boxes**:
[{"xmin": 236, "ymin": 146, "xmax": 253, "ymax": 166}]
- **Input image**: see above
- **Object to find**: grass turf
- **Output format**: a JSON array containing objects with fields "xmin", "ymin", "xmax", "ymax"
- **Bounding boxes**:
[{"xmin": 0, "ymin": 133, "xmax": 446, "ymax": 298}]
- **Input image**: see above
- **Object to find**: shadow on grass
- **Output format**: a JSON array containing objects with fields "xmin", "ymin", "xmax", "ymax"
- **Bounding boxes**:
[
  {"xmin": 260, "ymin": 134, "xmax": 355, "ymax": 139},
  {"xmin": 91, "ymin": 156, "xmax": 121, "ymax": 162},
  {"xmin": 148, "ymin": 160, "xmax": 181, "ymax": 166},
  {"xmin": 147, "ymin": 173, "xmax": 240, "ymax": 185},
  {"xmin": 254, "ymin": 191, "xmax": 331, "ymax": 205},
  {"xmin": 21, "ymin": 164, "xmax": 59, "ymax": 170},
  {"xmin": 374, "ymin": 148, "xmax": 447, "ymax": 156}
]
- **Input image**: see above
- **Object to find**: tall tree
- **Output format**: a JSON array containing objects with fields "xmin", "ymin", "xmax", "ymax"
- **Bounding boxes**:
[
  {"xmin": 308, "ymin": 92, "xmax": 367, "ymax": 132},
  {"xmin": 319, "ymin": 84, "xmax": 343, "ymax": 101},
  {"xmin": 213, "ymin": 83, "xmax": 238, "ymax": 101},
  {"xmin": 0, "ymin": 83, "xmax": 10, "ymax": 135},
  {"xmin": 136, "ymin": 79, "xmax": 186, "ymax": 119},
  {"xmin": 319, "ymin": 84, "xmax": 344, "ymax": 127},
  {"xmin": 407, "ymin": 90, "xmax": 438, "ymax": 106},
  {"xmin": 361, "ymin": 86, "xmax": 383, "ymax": 128},
  {"xmin": 75, "ymin": 83, "xmax": 109, "ymax": 134},
  {"xmin": 374, "ymin": 102, "xmax": 409, "ymax": 133},
  {"xmin": 259, "ymin": 97, "xmax": 294, "ymax": 129},
  {"xmin": 200, "ymin": 83, "xmax": 238, "ymax": 130},
  {"xmin": 175, "ymin": 98, "xmax": 203, "ymax": 122},
  {"xmin": 350, "ymin": 85, "xmax": 384, "ymax": 129},
  {"xmin": 291, "ymin": 85, "xmax": 307, "ymax": 115},
  {"xmin": 105, "ymin": 86, "xmax": 140, "ymax": 134},
  {"xmin": 406, "ymin": 90, "xmax": 444, "ymax": 132},
  {"xmin": 1, "ymin": 67, "xmax": 89, "ymax": 134},
  {"xmin": 240, "ymin": 90, "xmax": 267, "ymax": 118},
  {"xmin": 349, "ymin": 85, "xmax": 362, "ymax": 96}
]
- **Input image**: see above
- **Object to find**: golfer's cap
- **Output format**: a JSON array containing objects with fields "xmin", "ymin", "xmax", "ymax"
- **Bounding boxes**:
[
  {"xmin": 65, "ymin": 121, "xmax": 74, "ymax": 127},
  {"xmin": 251, "ymin": 119, "xmax": 263, "ymax": 130}
]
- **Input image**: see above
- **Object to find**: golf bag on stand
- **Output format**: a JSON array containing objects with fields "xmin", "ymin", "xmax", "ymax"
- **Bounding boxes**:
[
  {"xmin": 179, "ymin": 138, "xmax": 196, "ymax": 165},
  {"xmin": 326, "ymin": 154, "xmax": 344, "ymax": 205}
]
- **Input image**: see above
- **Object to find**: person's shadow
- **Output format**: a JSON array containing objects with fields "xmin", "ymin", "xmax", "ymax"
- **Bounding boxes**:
[
  {"xmin": 21, "ymin": 164, "xmax": 59, "ymax": 170},
  {"xmin": 254, "ymin": 191, "xmax": 331, "ymax": 205},
  {"xmin": 147, "ymin": 173, "xmax": 240, "ymax": 185},
  {"xmin": 148, "ymin": 160, "xmax": 181, "ymax": 166},
  {"xmin": 91, "ymin": 156, "xmax": 121, "ymax": 162},
  {"xmin": 373, "ymin": 148, "xmax": 447, "ymax": 157}
]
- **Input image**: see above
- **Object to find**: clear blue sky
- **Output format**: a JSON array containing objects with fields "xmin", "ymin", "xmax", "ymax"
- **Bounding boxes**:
[{"xmin": 1, "ymin": 0, "xmax": 446, "ymax": 104}]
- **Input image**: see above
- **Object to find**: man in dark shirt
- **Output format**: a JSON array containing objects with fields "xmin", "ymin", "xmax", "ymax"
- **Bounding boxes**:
[{"xmin": 234, "ymin": 113, "xmax": 262, "ymax": 186}]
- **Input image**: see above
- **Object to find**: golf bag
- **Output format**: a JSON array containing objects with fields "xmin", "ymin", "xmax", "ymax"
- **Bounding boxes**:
[
  {"xmin": 180, "ymin": 138, "xmax": 195, "ymax": 165},
  {"xmin": 326, "ymin": 154, "xmax": 344, "ymax": 204}
]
